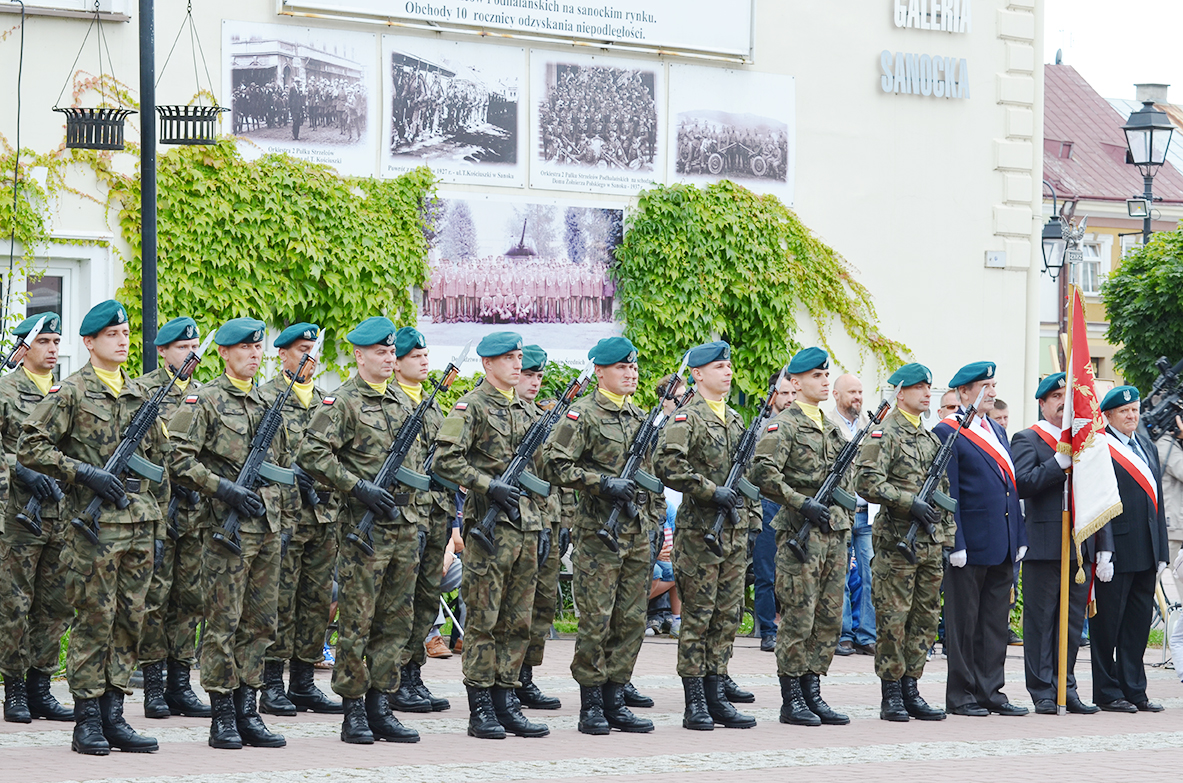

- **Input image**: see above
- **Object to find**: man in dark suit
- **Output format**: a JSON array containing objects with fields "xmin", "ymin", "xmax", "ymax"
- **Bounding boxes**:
[
  {"xmin": 1012, "ymin": 373, "xmax": 1100, "ymax": 715},
  {"xmin": 1093, "ymin": 386, "xmax": 1170, "ymax": 713},
  {"xmin": 935, "ymin": 362, "xmax": 1028, "ymax": 717}
]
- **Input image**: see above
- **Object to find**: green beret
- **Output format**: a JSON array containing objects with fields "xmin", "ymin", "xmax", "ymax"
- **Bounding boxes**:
[
  {"xmin": 79, "ymin": 300, "xmax": 129, "ymax": 337},
  {"xmin": 14, "ymin": 311, "xmax": 61, "ymax": 337},
  {"xmin": 949, "ymin": 361, "xmax": 996, "ymax": 388},
  {"xmin": 395, "ymin": 326, "xmax": 427, "ymax": 358},
  {"xmin": 686, "ymin": 340, "xmax": 730, "ymax": 368},
  {"xmin": 588, "ymin": 336, "xmax": 637, "ymax": 366},
  {"xmin": 1035, "ymin": 372, "xmax": 1066, "ymax": 400},
  {"xmin": 887, "ymin": 362, "xmax": 932, "ymax": 388},
  {"xmin": 347, "ymin": 316, "xmax": 397, "ymax": 347},
  {"xmin": 154, "ymin": 316, "xmax": 199, "ymax": 346},
  {"xmin": 477, "ymin": 331, "xmax": 523, "ymax": 358},
  {"xmin": 787, "ymin": 346, "xmax": 829, "ymax": 375},
  {"xmin": 522, "ymin": 345, "xmax": 548, "ymax": 372},
  {"xmin": 1100, "ymin": 385, "xmax": 1140, "ymax": 412},
  {"xmin": 274, "ymin": 322, "xmax": 319, "ymax": 349},
  {"xmin": 214, "ymin": 317, "xmax": 266, "ymax": 347}
]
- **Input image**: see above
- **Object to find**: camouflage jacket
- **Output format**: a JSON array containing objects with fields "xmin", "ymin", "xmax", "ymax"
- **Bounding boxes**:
[
  {"xmin": 389, "ymin": 382, "xmax": 451, "ymax": 522},
  {"xmin": 0, "ymin": 369, "xmax": 66, "ymax": 523},
  {"xmin": 855, "ymin": 407, "xmax": 954, "ymax": 545},
  {"xmin": 654, "ymin": 394, "xmax": 748, "ymax": 532},
  {"xmin": 297, "ymin": 375, "xmax": 417, "ymax": 529},
  {"xmin": 167, "ymin": 374, "xmax": 291, "ymax": 535},
  {"xmin": 433, "ymin": 380, "xmax": 544, "ymax": 532},
  {"xmin": 544, "ymin": 389, "xmax": 665, "ymax": 535},
  {"xmin": 260, "ymin": 374, "xmax": 339, "ymax": 527},
  {"xmin": 138, "ymin": 366, "xmax": 204, "ymax": 533},
  {"xmin": 18, "ymin": 363, "xmax": 169, "ymax": 529},
  {"xmin": 749, "ymin": 402, "xmax": 854, "ymax": 533}
]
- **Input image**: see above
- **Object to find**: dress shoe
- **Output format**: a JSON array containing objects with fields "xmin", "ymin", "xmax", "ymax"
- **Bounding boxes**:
[
  {"xmin": 26, "ymin": 669, "xmax": 73, "ymax": 721},
  {"xmin": 452, "ymin": 638, "xmax": 463, "ymax": 654},
  {"xmin": 424, "ymin": 636, "xmax": 452, "ymax": 658},
  {"xmin": 1033, "ymin": 699, "xmax": 1057, "ymax": 715},
  {"xmin": 800, "ymin": 673, "xmax": 848, "ymax": 725},
  {"xmin": 721, "ymin": 674, "xmax": 754, "ymax": 703},
  {"xmin": 1008, "ymin": 629, "xmax": 1023, "ymax": 645},
  {"xmin": 760, "ymin": 635, "xmax": 776, "ymax": 653},
  {"xmin": 1066, "ymin": 697, "xmax": 1100, "ymax": 715},
  {"xmin": 1099, "ymin": 699, "xmax": 1138, "ymax": 713},
  {"xmin": 949, "ymin": 702, "xmax": 989, "ymax": 717},
  {"xmin": 71, "ymin": 697, "xmax": 111, "ymax": 755},
  {"xmin": 365, "ymin": 690, "xmax": 420, "ymax": 742},
  {"xmin": 680, "ymin": 677, "xmax": 714, "ymax": 731},
  {"xmin": 987, "ymin": 702, "xmax": 1028, "ymax": 716},
  {"xmin": 288, "ymin": 659, "xmax": 343, "ymax": 714},
  {"xmin": 778, "ymin": 674, "xmax": 820, "ymax": 726},
  {"xmin": 1134, "ymin": 699, "xmax": 1165, "ymax": 713},
  {"xmin": 900, "ymin": 676, "xmax": 945, "ymax": 721},
  {"xmin": 516, "ymin": 664, "xmax": 561, "ymax": 710},
  {"xmin": 465, "ymin": 684, "xmax": 505, "ymax": 739},
  {"xmin": 854, "ymin": 642, "xmax": 876, "ymax": 656},
  {"xmin": 141, "ymin": 662, "xmax": 169, "ymax": 719},
  {"xmin": 622, "ymin": 681, "xmax": 653, "ymax": 708},
  {"xmin": 834, "ymin": 640, "xmax": 855, "ymax": 656},
  {"xmin": 165, "ymin": 660, "xmax": 211, "ymax": 717},
  {"xmin": 98, "ymin": 690, "xmax": 158, "ymax": 752}
]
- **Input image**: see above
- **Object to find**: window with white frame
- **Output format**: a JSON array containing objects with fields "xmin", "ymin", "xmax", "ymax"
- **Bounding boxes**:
[
  {"xmin": 1070, "ymin": 242, "xmax": 1103, "ymax": 295},
  {"xmin": 1120, "ymin": 233, "xmax": 1143, "ymax": 259}
]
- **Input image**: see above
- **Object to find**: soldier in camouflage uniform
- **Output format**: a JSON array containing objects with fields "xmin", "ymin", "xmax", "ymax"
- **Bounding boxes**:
[
  {"xmin": 433, "ymin": 331, "xmax": 550, "ymax": 740},
  {"xmin": 0, "ymin": 313, "xmax": 73, "ymax": 724},
  {"xmin": 297, "ymin": 317, "xmax": 420, "ymax": 744},
  {"xmin": 136, "ymin": 316, "xmax": 211, "ymax": 720},
  {"xmin": 20, "ymin": 300, "xmax": 167, "ymax": 754},
  {"xmin": 750, "ymin": 347, "xmax": 852, "ymax": 728},
  {"xmin": 654, "ymin": 340, "xmax": 756, "ymax": 731},
  {"xmin": 258, "ymin": 322, "xmax": 342, "ymax": 718},
  {"xmin": 168, "ymin": 318, "xmax": 291, "ymax": 750},
  {"xmin": 855, "ymin": 363, "xmax": 949, "ymax": 722},
  {"xmin": 545, "ymin": 337, "xmax": 662, "ymax": 735}
]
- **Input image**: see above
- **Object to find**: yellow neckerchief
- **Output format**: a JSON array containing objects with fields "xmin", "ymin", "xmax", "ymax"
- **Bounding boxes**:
[
  {"xmin": 94, "ymin": 366, "xmax": 124, "ymax": 396},
  {"xmin": 704, "ymin": 397, "xmax": 727, "ymax": 423},
  {"xmin": 900, "ymin": 409, "xmax": 922, "ymax": 428},
  {"xmin": 399, "ymin": 382, "xmax": 423, "ymax": 406},
  {"xmin": 22, "ymin": 366, "xmax": 53, "ymax": 395},
  {"xmin": 598, "ymin": 388, "xmax": 630, "ymax": 410},
  {"xmin": 292, "ymin": 378, "xmax": 315, "ymax": 409},
  {"xmin": 164, "ymin": 367, "xmax": 190, "ymax": 393},
  {"xmin": 492, "ymin": 384, "xmax": 515, "ymax": 402},
  {"xmin": 795, "ymin": 399, "xmax": 823, "ymax": 428},
  {"xmin": 226, "ymin": 374, "xmax": 253, "ymax": 393},
  {"xmin": 366, "ymin": 379, "xmax": 389, "ymax": 395}
]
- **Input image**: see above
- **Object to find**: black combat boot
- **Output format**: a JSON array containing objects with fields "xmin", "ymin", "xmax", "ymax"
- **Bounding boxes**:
[
  {"xmin": 465, "ymin": 684, "xmax": 506, "ymax": 739},
  {"xmin": 387, "ymin": 664, "xmax": 432, "ymax": 713},
  {"xmin": 365, "ymin": 689, "xmax": 420, "ymax": 743},
  {"xmin": 71, "ymin": 697, "xmax": 110, "ymax": 755},
  {"xmin": 681, "ymin": 677, "xmax": 714, "ymax": 731},
  {"xmin": 26, "ymin": 669, "xmax": 72, "ymax": 721},
  {"xmin": 165, "ymin": 659, "xmax": 211, "ymax": 717},
  {"xmin": 900, "ymin": 675, "xmax": 946, "ymax": 721},
  {"xmin": 491, "ymin": 687, "xmax": 549, "ymax": 737},
  {"xmin": 98, "ymin": 690, "xmax": 158, "ymax": 752},
  {"xmin": 208, "ymin": 691, "xmax": 242, "ymax": 749},
  {"xmin": 721, "ymin": 674, "xmax": 755, "ymax": 703},
  {"xmin": 234, "ymin": 685, "xmax": 286, "ymax": 747},
  {"xmin": 800, "ymin": 673, "xmax": 849, "ymax": 725},
  {"xmin": 340, "ymin": 696, "xmax": 374, "ymax": 744},
  {"xmin": 577, "ymin": 684, "xmax": 610, "ymax": 735},
  {"xmin": 778, "ymin": 674, "xmax": 820, "ymax": 726},
  {"xmin": 287, "ymin": 659, "xmax": 343, "ymax": 714},
  {"xmin": 516, "ymin": 664, "xmax": 561, "ymax": 710},
  {"xmin": 703, "ymin": 674, "xmax": 756, "ymax": 728},
  {"xmin": 406, "ymin": 661, "xmax": 449, "ymax": 711},
  {"xmin": 141, "ymin": 662, "xmax": 169, "ymax": 719},
  {"xmin": 3, "ymin": 674, "xmax": 31, "ymax": 723},
  {"xmin": 602, "ymin": 681, "xmax": 654, "ymax": 733},
  {"xmin": 880, "ymin": 679, "xmax": 910, "ymax": 722},
  {"xmin": 258, "ymin": 660, "xmax": 296, "ymax": 716},
  {"xmin": 622, "ymin": 681, "xmax": 654, "ymax": 708}
]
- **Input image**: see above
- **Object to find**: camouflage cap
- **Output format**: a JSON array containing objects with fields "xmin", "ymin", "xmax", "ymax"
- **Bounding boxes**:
[
  {"xmin": 347, "ymin": 316, "xmax": 397, "ymax": 347},
  {"xmin": 887, "ymin": 362, "xmax": 932, "ymax": 388},
  {"xmin": 1100, "ymin": 384, "xmax": 1139, "ymax": 412},
  {"xmin": 395, "ymin": 326, "xmax": 427, "ymax": 357},
  {"xmin": 154, "ymin": 316, "xmax": 199, "ymax": 346},
  {"xmin": 14, "ymin": 311, "xmax": 61, "ymax": 337},
  {"xmin": 522, "ymin": 344, "xmax": 547, "ymax": 372},
  {"xmin": 949, "ymin": 361, "xmax": 996, "ymax": 388},
  {"xmin": 588, "ymin": 336, "xmax": 637, "ymax": 365},
  {"xmin": 1035, "ymin": 372, "xmax": 1066, "ymax": 400},
  {"xmin": 685, "ymin": 340, "xmax": 730, "ymax": 368},
  {"xmin": 215, "ymin": 317, "xmax": 266, "ymax": 346},
  {"xmin": 274, "ymin": 322, "xmax": 319, "ymax": 349},
  {"xmin": 787, "ymin": 346, "xmax": 828, "ymax": 375},
  {"xmin": 79, "ymin": 300, "xmax": 129, "ymax": 337},
  {"xmin": 477, "ymin": 331, "xmax": 523, "ymax": 357}
]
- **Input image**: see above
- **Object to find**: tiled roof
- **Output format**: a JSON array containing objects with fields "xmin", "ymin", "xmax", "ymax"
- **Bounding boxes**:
[{"xmin": 1043, "ymin": 64, "xmax": 1183, "ymax": 204}]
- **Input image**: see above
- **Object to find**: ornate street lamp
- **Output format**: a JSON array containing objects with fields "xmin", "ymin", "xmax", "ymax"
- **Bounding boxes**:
[{"xmin": 1122, "ymin": 100, "xmax": 1175, "ymax": 245}]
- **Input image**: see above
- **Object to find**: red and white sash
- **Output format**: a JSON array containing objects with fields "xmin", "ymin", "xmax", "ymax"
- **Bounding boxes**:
[
  {"xmin": 1029, "ymin": 420, "xmax": 1061, "ymax": 451},
  {"xmin": 944, "ymin": 414, "xmax": 1016, "ymax": 487},
  {"xmin": 1106, "ymin": 432, "xmax": 1159, "ymax": 512}
]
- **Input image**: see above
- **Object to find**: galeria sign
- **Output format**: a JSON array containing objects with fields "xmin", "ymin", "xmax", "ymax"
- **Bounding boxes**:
[
  {"xmin": 893, "ymin": 0, "xmax": 973, "ymax": 32},
  {"xmin": 881, "ymin": 0, "xmax": 972, "ymax": 99}
]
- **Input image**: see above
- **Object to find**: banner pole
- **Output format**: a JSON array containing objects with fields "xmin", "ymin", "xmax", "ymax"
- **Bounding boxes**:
[{"xmin": 1055, "ymin": 285, "xmax": 1075, "ymax": 716}]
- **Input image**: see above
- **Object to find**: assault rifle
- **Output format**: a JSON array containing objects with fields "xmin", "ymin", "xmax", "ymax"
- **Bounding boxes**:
[
  {"xmin": 1141, "ymin": 356, "xmax": 1183, "ymax": 442},
  {"xmin": 71, "ymin": 333, "xmax": 216, "ymax": 544},
  {"xmin": 345, "ymin": 342, "xmax": 472, "ymax": 555},
  {"xmin": 469, "ymin": 363, "xmax": 594, "ymax": 555},
  {"xmin": 895, "ymin": 386, "xmax": 986, "ymax": 564},
  {"xmin": 165, "ymin": 487, "xmax": 202, "ymax": 541},
  {"xmin": 786, "ymin": 386, "xmax": 898, "ymax": 562},
  {"xmin": 2, "ymin": 315, "xmax": 47, "ymax": 371},
  {"xmin": 212, "ymin": 332, "xmax": 324, "ymax": 555}
]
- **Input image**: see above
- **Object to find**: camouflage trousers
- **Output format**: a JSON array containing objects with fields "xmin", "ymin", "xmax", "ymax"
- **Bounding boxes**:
[
  {"xmin": 0, "ymin": 517, "xmax": 72, "ymax": 677},
  {"xmin": 65, "ymin": 521, "xmax": 154, "ymax": 699},
  {"xmin": 270, "ymin": 521, "xmax": 338, "ymax": 665},
  {"xmin": 673, "ymin": 523, "xmax": 746, "ymax": 678},
  {"xmin": 774, "ymin": 525, "xmax": 848, "ymax": 677},
  {"xmin": 405, "ymin": 503, "xmax": 451, "ymax": 667},
  {"xmin": 871, "ymin": 534, "xmax": 943, "ymax": 681},
  {"xmin": 461, "ymin": 524, "xmax": 539, "ymax": 689},
  {"xmin": 525, "ymin": 519, "xmax": 564, "ymax": 668},
  {"xmin": 332, "ymin": 522, "xmax": 418, "ymax": 699},
  {"xmin": 570, "ymin": 526, "xmax": 649, "ymax": 685},
  {"xmin": 139, "ymin": 527, "xmax": 204, "ymax": 666},
  {"xmin": 199, "ymin": 528, "xmax": 280, "ymax": 695}
]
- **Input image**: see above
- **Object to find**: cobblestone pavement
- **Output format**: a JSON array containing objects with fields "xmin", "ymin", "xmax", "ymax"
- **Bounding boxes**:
[{"xmin": 4, "ymin": 636, "xmax": 1181, "ymax": 783}]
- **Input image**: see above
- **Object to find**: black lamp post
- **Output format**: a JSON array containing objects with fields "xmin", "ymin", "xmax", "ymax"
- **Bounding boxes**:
[{"xmin": 1122, "ymin": 100, "xmax": 1175, "ymax": 246}]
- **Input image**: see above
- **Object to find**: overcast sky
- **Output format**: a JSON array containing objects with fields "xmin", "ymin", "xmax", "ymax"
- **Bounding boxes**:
[{"xmin": 1046, "ymin": 0, "xmax": 1183, "ymax": 103}]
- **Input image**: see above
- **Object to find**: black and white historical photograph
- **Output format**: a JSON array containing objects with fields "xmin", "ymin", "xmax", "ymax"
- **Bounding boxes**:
[
  {"xmin": 530, "ymin": 51, "xmax": 664, "ymax": 196},
  {"xmin": 380, "ymin": 38, "xmax": 525, "ymax": 187},
  {"xmin": 667, "ymin": 65, "xmax": 795, "ymax": 203},
  {"xmin": 222, "ymin": 20, "xmax": 378, "ymax": 176}
]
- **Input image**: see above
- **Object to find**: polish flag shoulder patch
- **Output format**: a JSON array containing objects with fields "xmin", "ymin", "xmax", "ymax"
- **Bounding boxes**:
[
  {"xmin": 674, "ymin": 413, "xmax": 688, "ymax": 422},
  {"xmin": 454, "ymin": 402, "xmax": 468, "ymax": 411},
  {"xmin": 184, "ymin": 394, "xmax": 199, "ymax": 404},
  {"xmin": 566, "ymin": 411, "xmax": 580, "ymax": 420},
  {"xmin": 323, "ymin": 396, "xmax": 336, "ymax": 405},
  {"xmin": 766, "ymin": 423, "xmax": 779, "ymax": 432},
  {"xmin": 870, "ymin": 430, "xmax": 883, "ymax": 439},
  {"xmin": 48, "ymin": 384, "xmax": 61, "ymax": 393}
]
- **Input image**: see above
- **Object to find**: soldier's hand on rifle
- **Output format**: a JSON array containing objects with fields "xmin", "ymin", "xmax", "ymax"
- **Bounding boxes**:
[
  {"xmin": 293, "ymin": 464, "xmax": 317, "ymax": 506},
  {"xmin": 418, "ymin": 529, "xmax": 427, "ymax": 559},
  {"xmin": 215, "ymin": 477, "xmax": 266, "ymax": 518},
  {"xmin": 558, "ymin": 526, "xmax": 571, "ymax": 557},
  {"xmin": 75, "ymin": 463, "xmax": 127, "ymax": 505},
  {"xmin": 909, "ymin": 496, "xmax": 941, "ymax": 528},
  {"xmin": 154, "ymin": 539, "xmax": 164, "ymax": 571},
  {"xmin": 281, "ymin": 531, "xmax": 293, "ymax": 558},
  {"xmin": 599, "ymin": 475, "xmax": 636, "ymax": 503},
  {"xmin": 351, "ymin": 478, "xmax": 397, "ymax": 517},
  {"xmin": 487, "ymin": 478, "xmax": 521, "ymax": 512},
  {"xmin": 800, "ymin": 497, "xmax": 831, "ymax": 528},
  {"xmin": 537, "ymin": 526, "xmax": 552, "ymax": 563},
  {"xmin": 14, "ymin": 463, "xmax": 56, "ymax": 501},
  {"xmin": 711, "ymin": 485, "xmax": 740, "ymax": 510}
]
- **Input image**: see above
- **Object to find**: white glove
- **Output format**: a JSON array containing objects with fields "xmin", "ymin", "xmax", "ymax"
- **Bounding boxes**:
[
  {"xmin": 1054, "ymin": 452, "xmax": 1072, "ymax": 470},
  {"xmin": 1096, "ymin": 551, "xmax": 1114, "ymax": 583},
  {"xmin": 1016, "ymin": 546, "xmax": 1028, "ymax": 563},
  {"xmin": 1158, "ymin": 561, "xmax": 1169, "ymax": 575},
  {"xmin": 1174, "ymin": 549, "xmax": 1183, "ymax": 582},
  {"xmin": 950, "ymin": 549, "xmax": 967, "ymax": 568}
]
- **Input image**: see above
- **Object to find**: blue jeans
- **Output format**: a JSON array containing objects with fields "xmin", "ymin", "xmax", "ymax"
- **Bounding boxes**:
[
  {"xmin": 840, "ymin": 512, "xmax": 876, "ymax": 646},
  {"xmin": 755, "ymin": 498, "xmax": 780, "ymax": 638}
]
